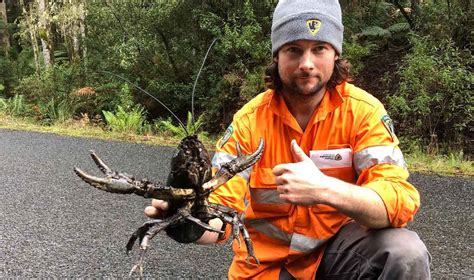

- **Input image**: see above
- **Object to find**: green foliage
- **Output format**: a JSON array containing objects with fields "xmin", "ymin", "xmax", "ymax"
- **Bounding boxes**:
[
  {"xmin": 3, "ymin": 0, "xmax": 471, "ymax": 154},
  {"xmin": 38, "ymin": 97, "xmax": 78, "ymax": 124},
  {"xmin": 342, "ymin": 41, "xmax": 372, "ymax": 76},
  {"xmin": 0, "ymin": 57, "xmax": 15, "ymax": 96},
  {"xmin": 85, "ymin": 1, "xmax": 274, "ymax": 132},
  {"xmin": 414, "ymin": 1, "xmax": 472, "ymax": 49},
  {"xmin": 387, "ymin": 22, "xmax": 410, "ymax": 34},
  {"xmin": 0, "ymin": 98, "xmax": 6, "ymax": 111},
  {"xmin": 0, "ymin": 94, "xmax": 31, "ymax": 117},
  {"xmin": 158, "ymin": 111, "xmax": 207, "ymax": 139},
  {"xmin": 360, "ymin": 26, "xmax": 392, "ymax": 38},
  {"xmin": 11, "ymin": 49, "xmax": 36, "ymax": 79},
  {"xmin": 15, "ymin": 63, "xmax": 80, "ymax": 103},
  {"xmin": 12, "ymin": 62, "xmax": 106, "ymax": 121},
  {"xmin": 387, "ymin": 35, "xmax": 473, "ymax": 148},
  {"xmin": 102, "ymin": 105, "xmax": 147, "ymax": 134},
  {"xmin": 114, "ymin": 83, "xmax": 134, "ymax": 111}
]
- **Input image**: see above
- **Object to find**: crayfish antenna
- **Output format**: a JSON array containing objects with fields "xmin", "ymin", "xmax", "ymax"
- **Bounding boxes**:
[
  {"xmin": 101, "ymin": 70, "xmax": 189, "ymax": 135},
  {"xmin": 190, "ymin": 38, "xmax": 218, "ymax": 133}
]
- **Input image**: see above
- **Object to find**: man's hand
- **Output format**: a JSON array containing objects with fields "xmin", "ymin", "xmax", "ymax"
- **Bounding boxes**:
[
  {"xmin": 144, "ymin": 199, "xmax": 169, "ymax": 218},
  {"xmin": 273, "ymin": 139, "xmax": 390, "ymax": 228},
  {"xmin": 144, "ymin": 199, "xmax": 223, "ymax": 244},
  {"xmin": 273, "ymin": 139, "xmax": 333, "ymax": 205}
]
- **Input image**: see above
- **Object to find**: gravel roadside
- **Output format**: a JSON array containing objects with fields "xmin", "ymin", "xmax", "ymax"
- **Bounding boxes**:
[{"xmin": 0, "ymin": 129, "xmax": 472, "ymax": 279}]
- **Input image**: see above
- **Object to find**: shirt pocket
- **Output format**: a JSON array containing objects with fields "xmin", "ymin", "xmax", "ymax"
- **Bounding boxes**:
[
  {"xmin": 248, "ymin": 167, "xmax": 294, "ymax": 218},
  {"xmin": 310, "ymin": 146, "xmax": 356, "ymax": 183}
]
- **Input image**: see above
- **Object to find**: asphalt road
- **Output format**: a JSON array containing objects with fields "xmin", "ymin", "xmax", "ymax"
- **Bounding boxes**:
[{"xmin": 1, "ymin": 129, "xmax": 472, "ymax": 279}]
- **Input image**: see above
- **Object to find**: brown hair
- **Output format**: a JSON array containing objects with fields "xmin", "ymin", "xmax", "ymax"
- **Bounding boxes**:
[{"xmin": 264, "ymin": 58, "xmax": 352, "ymax": 91}]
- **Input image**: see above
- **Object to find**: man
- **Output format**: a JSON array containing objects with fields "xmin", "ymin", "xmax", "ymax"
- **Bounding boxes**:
[{"xmin": 146, "ymin": 0, "xmax": 431, "ymax": 279}]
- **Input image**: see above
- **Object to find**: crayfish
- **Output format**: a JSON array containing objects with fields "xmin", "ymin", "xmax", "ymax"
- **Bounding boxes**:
[{"xmin": 73, "ymin": 39, "xmax": 265, "ymax": 276}]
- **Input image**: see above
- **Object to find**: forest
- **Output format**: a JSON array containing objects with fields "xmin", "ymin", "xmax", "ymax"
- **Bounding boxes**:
[{"xmin": 0, "ymin": 0, "xmax": 472, "ymax": 157}]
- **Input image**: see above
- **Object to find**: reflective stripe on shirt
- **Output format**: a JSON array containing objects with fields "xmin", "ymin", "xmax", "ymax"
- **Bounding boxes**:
[
  {"xmin": 247, "ymin": 219, "xmax": 326, "ymax": 253},
  {"xmin": 354, "ymin": 146, "xmax": 406, "ymax": 175},
  {"xmin": 290, "ymin": 233, "xmax": 326, "ymax": 253},
  {"xmin": 250, "ymin": 188, "xmax": 287, "ymax": 204}
]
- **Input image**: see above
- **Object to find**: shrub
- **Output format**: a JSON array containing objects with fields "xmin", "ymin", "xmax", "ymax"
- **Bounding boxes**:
[
  {"xmin": 38, "ymin": 97, "xmax": 80, "ymax": 124},
  {"xmin": 386, "ymin": 35, "xmax": 473, "ymax": 150}
]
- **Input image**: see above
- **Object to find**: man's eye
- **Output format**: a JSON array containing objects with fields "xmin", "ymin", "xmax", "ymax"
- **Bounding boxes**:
[
  {"xmin": 313, "ymin": 45, "xmax": 326, "ymax": 52},
  {"xmin": 287, "ymin": 47, "xmax": 301, "ymax": 53}
]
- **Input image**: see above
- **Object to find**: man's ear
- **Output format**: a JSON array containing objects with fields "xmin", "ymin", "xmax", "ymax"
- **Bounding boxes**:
[{"xmin": 334, "ymin": 54, "xmax": 339, "ymax": 61}]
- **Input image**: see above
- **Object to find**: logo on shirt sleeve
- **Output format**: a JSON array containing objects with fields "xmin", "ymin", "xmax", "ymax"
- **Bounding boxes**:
[{"xmin": 381, "ymin": 115, "xmax": 397, "ymax": 141}]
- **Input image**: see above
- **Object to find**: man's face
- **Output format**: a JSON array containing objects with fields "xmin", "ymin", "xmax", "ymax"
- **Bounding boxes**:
[{"xmin": 276, "ymin": 40, "xmax": 338, "ymax": 98}]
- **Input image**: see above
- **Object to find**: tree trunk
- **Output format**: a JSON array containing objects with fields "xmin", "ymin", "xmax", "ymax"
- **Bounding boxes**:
[
  {"xmin": 0, "ymin": 0, "xmax": 10, "ymax": 55},
  {"xmin": 37, "ymin": 0, "xmax": 54, "ymax": 68},
  {"xmin": 79, "ymin": 2, "xmax": 87, "ymax": 64},
  {"xmin": 392, "ymin": 0, "xmax": 415, "ymax": 29},
  {"xmin": 20, "ymin": 0, "xmax": 41, "ymax": 74}
]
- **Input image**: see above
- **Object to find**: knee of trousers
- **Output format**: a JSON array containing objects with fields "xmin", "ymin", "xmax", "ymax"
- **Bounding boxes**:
[{"xmin": 371, "ymin": 228, "xmax": 431, "ymax": 267}]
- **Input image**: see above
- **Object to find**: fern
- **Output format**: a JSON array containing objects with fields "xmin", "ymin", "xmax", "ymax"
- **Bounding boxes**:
[
  {"xmin": 103, "ymin": 105, "xmax": 147, "ymax": 134},
  {"xmin": 0, "ymin": 98, "xmax": 7, "ymax": 111},
  {"xmin": 6, "ymin": 94, "xmax": 30, "ymax": 117},
  {"xmin": 361, "ymin": 26, "xmax": 391, "ymax": 38},
  {"xmin": 159, "ymin": 111, "xmax": 206, "ymax": 138},
  {"xmin": 387, "ymin": 22, "xmax": 410, "ymax": 33}
]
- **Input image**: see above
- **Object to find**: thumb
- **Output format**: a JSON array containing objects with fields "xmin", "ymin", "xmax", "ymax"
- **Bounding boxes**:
[{"xmin": 290, "ymin": 139, "xmax": 309, "ymax": 163}]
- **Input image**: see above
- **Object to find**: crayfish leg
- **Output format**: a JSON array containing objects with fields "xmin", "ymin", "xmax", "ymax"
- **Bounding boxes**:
[
  {"xmin": 241, "ymin": 223, "xmax": 260, "ymax": 265},
  {"xmin": 208, "ymin": 202, "xmax": 259, "ymax": 265},
  {"xmin": 185, "ymin": 215, "xmax": 224, "ymax": 234},
  {"xmin": 127, "ymin": 215, "xmax": 181, "ymax": 277}
]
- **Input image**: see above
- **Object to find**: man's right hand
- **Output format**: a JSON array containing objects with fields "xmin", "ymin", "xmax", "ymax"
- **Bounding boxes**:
[{"xmin": 144, "ymin": 199, "xmax": 223, "ymax": 244}]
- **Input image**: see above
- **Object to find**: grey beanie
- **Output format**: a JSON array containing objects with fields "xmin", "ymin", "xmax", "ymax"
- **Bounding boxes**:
[{"xmin": 271, "ymin": 0, "xmax": 344, "ymax": 55}]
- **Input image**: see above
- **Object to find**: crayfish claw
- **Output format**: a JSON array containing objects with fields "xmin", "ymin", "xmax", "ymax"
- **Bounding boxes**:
[
  {"xmin": 227, "ymin": 137, "xmax": 264, "ymax": 174},
  {"xmin": 73, "ymin": 167, "xmax": 136, "ymax": 194},
  {"xmin": 89, "ymin": 150, "xmax": 113, "ymax": 175},
  {"xmin": 202, "ymin": 138, "xmax": 264, "ymax": 194}
]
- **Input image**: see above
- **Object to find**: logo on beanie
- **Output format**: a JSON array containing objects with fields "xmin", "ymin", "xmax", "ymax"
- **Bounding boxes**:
[{"xmin": 306, "ymin": 19, "xmax": 321, "ymax": 36}]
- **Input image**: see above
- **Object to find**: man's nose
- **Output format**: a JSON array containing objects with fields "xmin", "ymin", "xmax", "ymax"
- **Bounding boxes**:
[{"xmin": 299, "ymin": 50, "xmax": 315, "ymax": 71}]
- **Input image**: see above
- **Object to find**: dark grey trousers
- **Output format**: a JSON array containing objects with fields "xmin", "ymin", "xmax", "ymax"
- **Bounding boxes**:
[{"xmin": 280, "ymin": 222, "xmax": 431, "ymax": 280}]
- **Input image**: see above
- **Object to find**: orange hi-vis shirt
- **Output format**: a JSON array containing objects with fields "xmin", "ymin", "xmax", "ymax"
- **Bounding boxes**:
[{"xmin": 209, "ymin": 82, "xmax": 420, "ymax": 279}]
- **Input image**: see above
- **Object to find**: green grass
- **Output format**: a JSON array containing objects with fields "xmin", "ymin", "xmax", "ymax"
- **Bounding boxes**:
[
  {"xmin": 405, "ymin": 149, "xmax": 473, "ymax": 177},
  {"xmin": 0, "ymin": 113, "xmax": 217, "ymax": 148},
  {"xmin": 0, "ymin": 113, "xmax": 472, "ymax": 177}
]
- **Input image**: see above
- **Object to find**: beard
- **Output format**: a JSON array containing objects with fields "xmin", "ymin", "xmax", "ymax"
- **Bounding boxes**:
[{"xmin": 281, "ymin": 72, "xmax": 325, "ymax": 100}]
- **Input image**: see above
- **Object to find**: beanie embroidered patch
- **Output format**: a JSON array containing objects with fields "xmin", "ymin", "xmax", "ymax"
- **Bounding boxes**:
[{"xmin": 306, "ymin": 19, "xmax": 322, "ymax": 36}]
